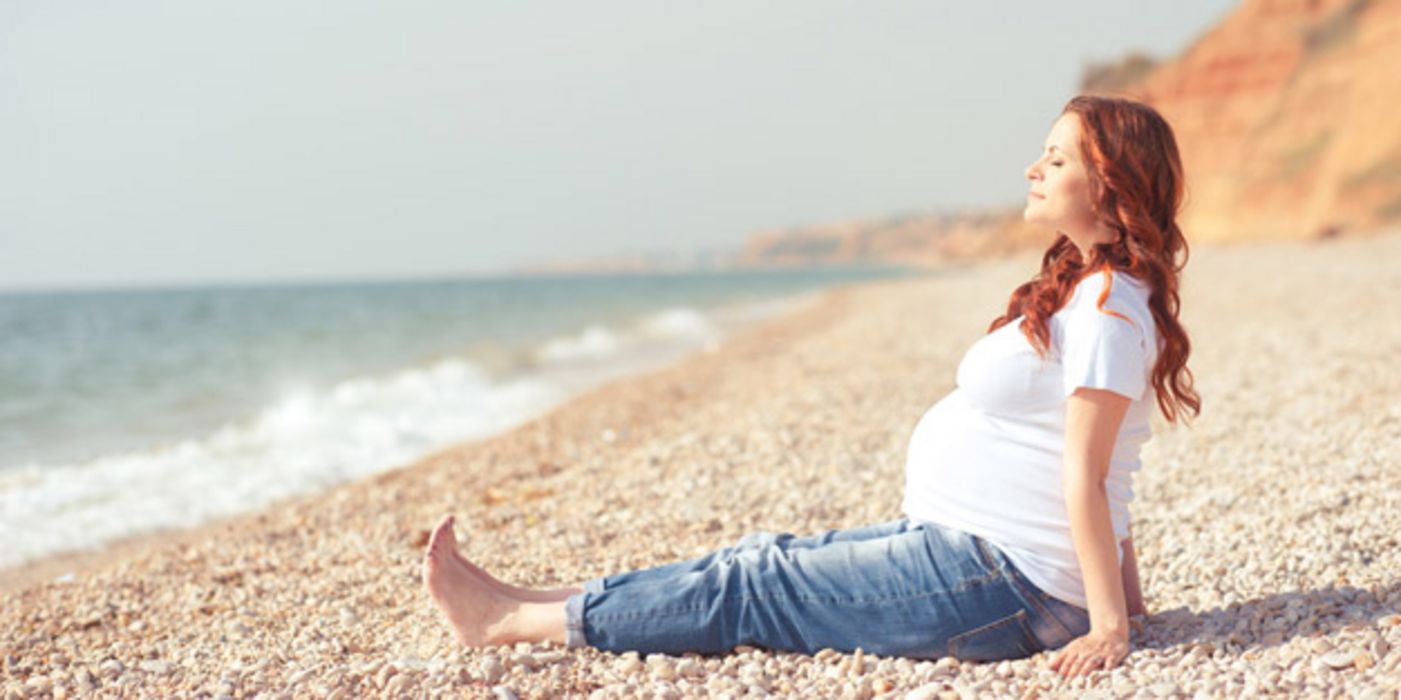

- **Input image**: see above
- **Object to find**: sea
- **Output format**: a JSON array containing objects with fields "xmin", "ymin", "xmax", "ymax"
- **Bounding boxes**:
[{"xmin": 0, "ymin": 265, "xmax": 926, "ymax": 570}]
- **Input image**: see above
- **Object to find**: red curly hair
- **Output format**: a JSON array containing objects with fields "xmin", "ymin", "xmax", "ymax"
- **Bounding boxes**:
[{"xmin": 989, "ymin": 95, "xmax": 1201, "ymax": 424}]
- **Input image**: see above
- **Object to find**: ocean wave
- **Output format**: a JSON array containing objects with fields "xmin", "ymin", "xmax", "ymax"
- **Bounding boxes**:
[
  {"xmin": 0, "ymin": 358, "xmax": 568, "ymax": 569},
  {"xmin": 531, "ymin": 306, "xmax": 720, "ymax": 367},
  {"xmin": 0, "ymin": 294, "xmax": 816, "ymax": 570}
]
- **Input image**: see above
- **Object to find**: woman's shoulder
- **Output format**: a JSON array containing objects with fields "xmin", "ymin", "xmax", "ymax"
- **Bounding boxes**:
[
  {"xmin": 1060, "ymin": 269, "xmax": 1155, "ymax": 342},
  {"xmin": 1068, "ymin": 269, "xmax": 1152, "ymax": 309}
]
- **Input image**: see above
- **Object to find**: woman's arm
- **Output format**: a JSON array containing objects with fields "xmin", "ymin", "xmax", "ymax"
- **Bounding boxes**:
[{"xmin": 1048, "ymin": 387, "xmax": 1133, "ymax": 677}]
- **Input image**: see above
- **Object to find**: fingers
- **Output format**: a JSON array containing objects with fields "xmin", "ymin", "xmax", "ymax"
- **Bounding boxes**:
[
  {"xmin": 1070, "ymin": 654, "xmax": 1094, "ymax": 677},
  {"xmin": 1046, "ymin": 636, "xmax": 1129, "ymax": 677},
  {"xmin": 1074, "ymin": 655, "xmax": 1100, "ymax": 677},
  {"xmin": 1053, "ymin": 650, "xmax": 1119, "ymax": 677}
]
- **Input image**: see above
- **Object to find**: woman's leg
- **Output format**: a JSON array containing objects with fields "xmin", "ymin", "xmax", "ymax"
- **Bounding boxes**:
[
  {"xmin": 422, "ymin": 516, "xmax": 917, "ymax": 644},
  {"xmin": 565, "ymin": 523, "xmax": 1053, "ymax": 660},
  {"xmin": 424, "ymin": 515, "xmax": 1076, "ymax": 662},
  {"xmin": 584, "ymin": 518, "xmax": 918, "ymax": 593},
  {"xmin": 423, "ymin": 516, "xmax": 571, "ymax": 645}
]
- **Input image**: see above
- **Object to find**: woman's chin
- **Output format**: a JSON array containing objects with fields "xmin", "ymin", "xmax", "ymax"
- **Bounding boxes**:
[{"xmin": 1022, "ymin": 205, "xmax": 1053, "ymax": 227}]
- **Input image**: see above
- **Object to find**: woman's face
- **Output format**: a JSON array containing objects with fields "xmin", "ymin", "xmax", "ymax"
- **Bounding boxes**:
[{"xmin": 1024, "ymin": 112, "xmax": 1114, "ymax": 255}]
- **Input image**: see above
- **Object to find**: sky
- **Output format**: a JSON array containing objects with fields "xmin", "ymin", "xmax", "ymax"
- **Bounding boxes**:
[{"xmin": 0, "ymin": 1, "xmax": 1236, "ymax": 291}]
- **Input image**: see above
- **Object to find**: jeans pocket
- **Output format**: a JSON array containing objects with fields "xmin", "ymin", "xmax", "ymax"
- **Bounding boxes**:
[
  {"xmin": 947, "ymin": 609, "xmax": 1043, "ymax": 662},
  {"xmin": 1000, "ymin": 566, "xmax": 1089, "ymax": 651},
  {"xmin": 1027, "ymin": 591, "xmax": 1090, "ymax": 650}
]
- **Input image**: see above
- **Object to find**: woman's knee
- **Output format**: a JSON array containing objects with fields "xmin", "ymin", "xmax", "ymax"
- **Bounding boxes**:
[{"xmin": 734, "ymin": 530, "xmax": 795, "ymax": 551}]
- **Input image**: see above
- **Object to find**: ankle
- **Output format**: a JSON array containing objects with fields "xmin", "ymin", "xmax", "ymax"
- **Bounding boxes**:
[
  {"xmin": 482, "ymin": 599, "xmax": 525, "ymax": 646},
  {"xmin": 494, "ymin": 601, "xmax": 566, "ymax": 646}
]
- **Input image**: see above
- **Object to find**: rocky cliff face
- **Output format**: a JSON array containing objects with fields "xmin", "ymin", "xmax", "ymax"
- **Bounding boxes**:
[
  {"xmin": 737, "ymin": 0, "xmax": 1401, "ymax": 267},
  {"xmin": 1121, "ymin": 0, "xmax": 1401, "ymax": 243}
]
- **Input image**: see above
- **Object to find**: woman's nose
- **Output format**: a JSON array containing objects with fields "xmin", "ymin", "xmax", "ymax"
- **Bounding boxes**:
[{"xmin": 1025, "ymin": 161, "xmax": 1039, "ymax": 180}]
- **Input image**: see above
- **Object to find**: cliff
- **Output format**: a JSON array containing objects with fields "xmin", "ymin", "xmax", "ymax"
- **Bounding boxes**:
[
  {"xmin": 1117, "ymin": 0, "xmax": 1401, "ymax": 243},
  {"xmin": 736, "ymin": 0, "xmax": 1401, "ymax": 266}
]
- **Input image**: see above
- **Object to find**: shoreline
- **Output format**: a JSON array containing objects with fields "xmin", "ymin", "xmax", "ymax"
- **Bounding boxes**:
[
  {"xmin": 0, "ymin": 279, "xmax": 864, "ymax": 592},
  {"xmin": 0, "ymin": 270, "xmax": 922, "ymax": 596},
  {"xmin": 4, "ymin": 234, "xmax": 1401, "ymax": 697}
]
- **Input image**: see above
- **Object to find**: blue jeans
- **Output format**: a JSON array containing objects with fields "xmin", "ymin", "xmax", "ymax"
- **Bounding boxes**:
[{"xmin": 563, "ymin": 518, "xmax": 1090, "ymax": 661}]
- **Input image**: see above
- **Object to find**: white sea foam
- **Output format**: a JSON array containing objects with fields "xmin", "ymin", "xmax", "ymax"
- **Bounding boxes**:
[
  {"xmin": 535, "ymin": 324, "xmax": 621, "ymax": 363},
  {"xmin": 636, "ymin": 307, "xmax": 716, "ymax": 339},
  {"xmin": 532, "ymin": 306, "xmax": 720, "ymax": 368},
  {"xmin": 0, "ymin": 296, "xmax": 814, "ymax": 569},
  {"xmin": 0, "ymin": 358, "xmax": 568, "ymax": 569}
]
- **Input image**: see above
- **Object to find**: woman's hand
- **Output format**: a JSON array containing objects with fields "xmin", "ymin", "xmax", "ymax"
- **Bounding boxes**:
[{"xmin": 1047, "ymin": 627, "xmax": 1130, "ymax": 677}]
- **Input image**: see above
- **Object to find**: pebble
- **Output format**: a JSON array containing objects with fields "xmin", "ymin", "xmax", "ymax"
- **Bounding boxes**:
[
  {"xmin": 139, "ymin": 660, "xmax": 171, "ymax": 675},
  {"xmin": 479, "ymin": 657, "xmax": 506, "ymax": 684},
  {"xmin": 904, "ymin": 683, "xmax": 942, "ymax": 700},
  {"xmin": 677, "ymin": 658, "xmax": 704, "ymax": 679},
  {"xmin": 1321, "ymin": 651, "xmax": 1357, "ymax": 670},
  {"xmin": 647, "ymin": 656, "xmax": 677, "ymax": 681},
  {"xmin": 375, "ymin": 664, "xmax": 396, "ymax": 688},
  {"xmin": 1150, "ymin": 681, "xmax": 1180, "ymax": 697},
  {"xmin": 383, "ymin": 674, "xmax": 410, "ymax": 695},
  {"xmin": 535, "ymin": 650, "xmax": 568, "ymax": 665},
  {"xmin": 613, "ymin": 655, "xmax": 643, "ymax": 675}
]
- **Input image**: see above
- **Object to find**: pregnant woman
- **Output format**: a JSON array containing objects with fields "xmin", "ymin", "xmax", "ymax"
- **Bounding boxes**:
[{"xmin": 423, "ymin": 94, "xmax": 1201, "ymax": 677}]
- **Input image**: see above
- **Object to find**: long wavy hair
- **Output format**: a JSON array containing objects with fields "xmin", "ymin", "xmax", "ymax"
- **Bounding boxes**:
[{"xmin": 989, "ymin": 95, "xmax": 1201, "ymax": 424}]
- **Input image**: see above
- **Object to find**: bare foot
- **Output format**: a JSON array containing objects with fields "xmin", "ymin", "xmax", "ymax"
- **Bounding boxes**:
[
  {"xmin": 423, "ymin": 515, "xmax": 518, "ymax": 646},
  {"xmin": 438, "ymin": 515, "xmax": 584, "ymax": 603}
]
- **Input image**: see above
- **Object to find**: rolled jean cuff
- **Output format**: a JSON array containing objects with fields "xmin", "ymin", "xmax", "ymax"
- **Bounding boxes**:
[
  {"xmin": 583, "ymin": 577, "xmax": 607, "ymax": 594},
  {"xmin": 564, "ymin": 592, "xmax": 589, "ymax": 649}
]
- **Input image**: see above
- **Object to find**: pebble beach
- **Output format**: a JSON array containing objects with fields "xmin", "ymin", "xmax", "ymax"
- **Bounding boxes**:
[{"xmin": 4, "ymin": 231, "xmax": 1401, "ymax": 699}]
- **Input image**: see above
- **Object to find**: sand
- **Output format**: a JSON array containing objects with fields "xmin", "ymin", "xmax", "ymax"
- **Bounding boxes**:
[{"xmin": 3, "ymin": 231, "xmax": 1400, "ymax": 699}]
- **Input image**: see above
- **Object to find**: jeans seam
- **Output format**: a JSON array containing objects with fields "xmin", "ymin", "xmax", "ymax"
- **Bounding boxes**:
[
  {"xmin": 972, "ymin": 537, "xmax": 1076, "ymax": 643},
  {"xmin": 1004, "ymin": 570, "xmax": 1076, "ymax": 642},
  {"xmin": 948, "ymin": 609, "xmax": 1039, "ymax": 658},
  {"xmin": 971, "ymin": 537, "xmax": 1004, "ymax": 574},
  {"xmin": 564, "ymin": 594, "xmax": 589, "ymax": 649},
  {"xmin": 586, "ymin": 583, "xmax": 999, "ymax": 624}
]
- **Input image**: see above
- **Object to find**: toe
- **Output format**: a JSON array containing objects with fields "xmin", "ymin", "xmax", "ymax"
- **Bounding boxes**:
[
  {"xmin": 429, "ymin": 516, "xmax": 458, "ymax": 559},
  {"xmin": 440, "ymin": 515, "xmax": 460, "ymax": 550},
  {"xmin": 422, "ymin": 549, "xmax": 440, "ymax": 588}
]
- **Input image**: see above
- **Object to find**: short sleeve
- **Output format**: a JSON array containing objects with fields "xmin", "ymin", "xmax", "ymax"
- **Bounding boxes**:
[{"xmin": 1060, "ymin": 301, "xmax": 1149, "ymax": 400}]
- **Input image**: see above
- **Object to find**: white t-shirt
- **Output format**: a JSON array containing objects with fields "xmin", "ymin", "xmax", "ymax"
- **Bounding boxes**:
[{"xmin": 901, "ymin": 269, "xmax": 1158, "ymax": 609}]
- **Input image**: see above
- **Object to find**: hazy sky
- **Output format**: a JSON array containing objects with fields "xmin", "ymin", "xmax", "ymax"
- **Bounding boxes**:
[{"xmin": 0, "ymin": 1, "xmax": 1235, "ymax": 291}]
